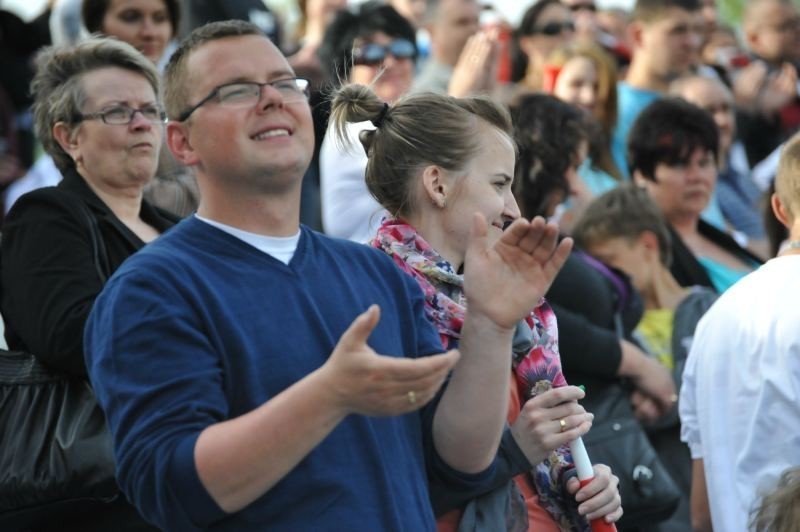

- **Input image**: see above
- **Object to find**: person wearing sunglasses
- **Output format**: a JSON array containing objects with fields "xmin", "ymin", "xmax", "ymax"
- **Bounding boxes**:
[
  {"xmin": 511, "ymin": 0, "xmax": 577, "ymax": 93},
  {"xmin": 0, "ymin": 37, "xmax": 179, "ymax": 531},
  {"xmin": 318, "ymin": 1, "xmax": 418, "ymax": 242}
]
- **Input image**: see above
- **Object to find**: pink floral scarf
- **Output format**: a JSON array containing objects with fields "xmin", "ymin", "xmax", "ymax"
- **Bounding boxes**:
[{"xmin": 371, "ymin": 218, "xmax": 589, "ymax": 531}]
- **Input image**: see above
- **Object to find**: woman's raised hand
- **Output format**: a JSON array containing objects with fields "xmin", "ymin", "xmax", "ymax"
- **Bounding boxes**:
[{"xmin": 463, "ymin": 214, "xmax": 572, "ymax": 330}]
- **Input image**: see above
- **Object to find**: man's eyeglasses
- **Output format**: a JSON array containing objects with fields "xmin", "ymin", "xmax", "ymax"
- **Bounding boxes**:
[
  {"xmin": 74, "ymin": 105, "xmax": 166, "ymax": 125},
  {"xmin": 531, "ymin": 21, "xmax": 576, "ymax": 36},
  {"xmin": 177, "ymin": 77, "xmax": 310, "ymax": 122},
  {"xmin": 352, "ymin": 39, "xmax": 416, "ymax": 67}
]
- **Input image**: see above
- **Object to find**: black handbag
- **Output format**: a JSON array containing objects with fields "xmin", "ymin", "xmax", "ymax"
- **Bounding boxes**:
[
  {"xmin": 0, "ymin": 199, "xmax": 118, "ymax": 529},
  {"xmin": 581, "ymin": 384, "xmax": 681, "ymax": 529},
  {"xmin": 0, "ymin": 351, "xmax": 118, "ymax": 527}
]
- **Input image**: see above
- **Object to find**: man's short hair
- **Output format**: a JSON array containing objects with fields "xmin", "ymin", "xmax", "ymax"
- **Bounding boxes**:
[
  {"xmin": 573, "ymin": 185, "xmax": 674, "ymax": 267},
  {"xmin": 163, "ymin": 20, "xmax": 263, "ymax": 120},
  {"xmin": 669, "ymin": 73, "xmax": 733, "ymax": 101},
  {"xmin": 627, "ymin": 97, "xmax": 719, "ymax": 181},
  {"xmin": 775, "ymin": 133, "xmax": 800, "ymax": 218},
  {"xmin": 632, "ymin": 0, "xmax": 701, "ymax": 22}
]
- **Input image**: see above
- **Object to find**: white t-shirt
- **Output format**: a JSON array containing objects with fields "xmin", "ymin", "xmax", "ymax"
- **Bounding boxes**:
[
  {"xmin": 195, "ymin": 215, "xmax": 300, "ymax": 265},
  {"xmin": 319, "ymin": 120, "xmax": 387, "ymax": 243},
  {"xmin": 680, "ymin": 255, "xmax": 800, "ymax": 532}
]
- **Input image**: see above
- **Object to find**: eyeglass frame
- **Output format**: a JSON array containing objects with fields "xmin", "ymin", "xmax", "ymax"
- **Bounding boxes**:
[
  {"xmin": 176, "ymin": 77, "xmax": 311, "ymax": 122},
  {"xmin": 72, "ymin": 104, "xmax": 167, "ymax": 125},
  {"xmin": 351, "ymin": 39, "xmax": 417, "ymax": 67},
  {"xmin": 530, "ymin": 20, "xmax": 576, "ymax": 36}
]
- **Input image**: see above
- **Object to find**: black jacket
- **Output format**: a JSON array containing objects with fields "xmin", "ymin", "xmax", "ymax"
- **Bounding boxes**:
[{"xmin": 0, "ymin": 167, "xmax": 178, "ymax": 376}]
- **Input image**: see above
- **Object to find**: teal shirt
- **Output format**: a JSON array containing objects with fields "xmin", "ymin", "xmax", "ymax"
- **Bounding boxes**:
[
  {"xmin": 578, "ymin": 159, "xmax": 618, "ymax": 196},
  {"xmin": 612, "ymin": 82, "xmax": 660, "ymax": 179},
  {"xmin": 697, "ymin": 255, "xmax": 752, "ymax": 293}
]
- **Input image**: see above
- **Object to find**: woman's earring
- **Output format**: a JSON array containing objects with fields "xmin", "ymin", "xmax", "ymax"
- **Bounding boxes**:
[{"xmin": 437, "ymin": 198, "xmax": 447, "ymax": 209}]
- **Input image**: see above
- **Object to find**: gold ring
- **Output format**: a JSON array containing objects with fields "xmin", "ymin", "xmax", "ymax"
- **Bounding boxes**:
[
  {"xmin": 407, "ymin": 391, "xmax": 417, "ymax": 405},
  {"xmin": 559, "ymin": 418, "xmax": 567, "ymax": 432}
]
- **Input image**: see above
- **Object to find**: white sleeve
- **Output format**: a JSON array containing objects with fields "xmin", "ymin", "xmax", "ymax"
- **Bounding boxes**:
[
  {"xmin": 679, "ymin": 339, "xmax": 703, "ymax": 459},
  {"xmin": 319, "ymin": 121, "xmax": 386, "ymax": 243}
]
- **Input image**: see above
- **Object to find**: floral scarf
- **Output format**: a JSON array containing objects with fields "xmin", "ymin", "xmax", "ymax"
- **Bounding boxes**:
[{"xmin": 371, "ymin": 218, "xmax": 589, "ymax": 531}]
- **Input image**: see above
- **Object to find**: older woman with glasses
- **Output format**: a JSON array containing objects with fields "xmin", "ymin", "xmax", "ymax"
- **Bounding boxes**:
[
  {"xmin": 0, "ymin": 36, "xmax": 178, "ymax": 530},
  {"xmin": 2, "ymin": 37, "xmax": 178, "ymax": 378}
]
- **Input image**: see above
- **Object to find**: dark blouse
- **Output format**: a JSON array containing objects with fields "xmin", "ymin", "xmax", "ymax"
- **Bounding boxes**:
[{"xmin": 0, "ymin": 167, "xmax": 179, "ymax": 376}]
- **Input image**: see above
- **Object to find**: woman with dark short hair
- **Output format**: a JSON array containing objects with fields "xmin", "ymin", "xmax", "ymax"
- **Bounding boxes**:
[{"xmin": 628, "ymin": 97, "xmax": 763, "ymax": 293}]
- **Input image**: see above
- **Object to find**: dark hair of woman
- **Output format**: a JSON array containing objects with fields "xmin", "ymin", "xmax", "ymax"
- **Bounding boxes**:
[
  {"xmin": 511, "ymin": 93, "xmax": 589, "ymax": 218},
  {"xmin": 627, "ymin": 97, "xmax": 719, "ymax": 181}
]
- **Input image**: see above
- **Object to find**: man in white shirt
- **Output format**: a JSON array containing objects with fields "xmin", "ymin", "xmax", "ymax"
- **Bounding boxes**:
[{"xmin": 679, "ymin": 132, "xmax": 800, "ymax": 532}]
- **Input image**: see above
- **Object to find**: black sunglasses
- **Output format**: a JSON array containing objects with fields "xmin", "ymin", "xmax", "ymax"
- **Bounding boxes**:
[
  {"xmin": 352, "ymin": 39, "xmax": 416, "ymax": 66},
  {"xmin": 531, "ymin": 21, "xmax": 576, "ymax": 36}
]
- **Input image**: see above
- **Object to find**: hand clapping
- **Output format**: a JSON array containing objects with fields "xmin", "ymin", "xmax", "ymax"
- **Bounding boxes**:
[{"xmin": 463, "ymin": 214, "xmax": 573, "ymax": 331}]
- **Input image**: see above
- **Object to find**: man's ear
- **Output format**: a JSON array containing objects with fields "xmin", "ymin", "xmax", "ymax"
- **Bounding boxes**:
[
  {"xmin": 771, "ymin": 192, "xmax": 794, "ymax": 230},
  {"xmin": 638, "ymin": 230, "xmax": 661, "ymax": 261},
  {"xmin": 421, "ymin": 164, "xmax": 449, "ymax": 209},
  {"xmin": 743, "ymin": 26, "xmax": 758, "ymax": 54},
  {"xmin": 166, "ymin": 121, "xmax": 199, "ymax": 166},
  {"xmin": 628, "ymin": 20, "xmax": 645, "ymax": 50}
]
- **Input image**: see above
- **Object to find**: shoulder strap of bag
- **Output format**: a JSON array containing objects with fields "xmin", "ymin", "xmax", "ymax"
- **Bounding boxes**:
[{"xmin": 574, "ymin": 250, "xmax": 630, "ymax": 338}]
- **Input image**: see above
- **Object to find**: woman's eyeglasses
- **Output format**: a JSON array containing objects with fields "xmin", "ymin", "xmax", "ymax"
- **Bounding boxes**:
[
  {"xmin": 352, "ymin": 39, "xmax": 416, "ymax": 67},
  {"xmin": 74, "ymin": 105, "xmax": 166, "ymax": 125},
  {"xmin": 531, "ymin": 21, "xmax": 576, "ymax": 36}
]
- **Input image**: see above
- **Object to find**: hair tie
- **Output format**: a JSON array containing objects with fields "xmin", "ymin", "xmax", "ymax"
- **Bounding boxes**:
[{"xmin": 371, "ymin": 102, "xmax": 390, "ymax": 128}]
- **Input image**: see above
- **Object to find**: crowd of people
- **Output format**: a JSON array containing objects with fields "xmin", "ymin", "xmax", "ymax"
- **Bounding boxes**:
[{"xmin": 0, "ymin": 0, "xmax": 799, "ymax": 531}]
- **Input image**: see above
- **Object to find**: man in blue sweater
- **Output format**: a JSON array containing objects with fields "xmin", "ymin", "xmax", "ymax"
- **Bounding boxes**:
[{"xmin": 84, "ymin": 20, "xmax": 572, "ymax": 531}]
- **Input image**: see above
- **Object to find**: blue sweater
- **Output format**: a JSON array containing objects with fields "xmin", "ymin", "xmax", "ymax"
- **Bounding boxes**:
[{"xmin": 85, "ymin": 218, "xmax": 488, "ymax": 531}]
